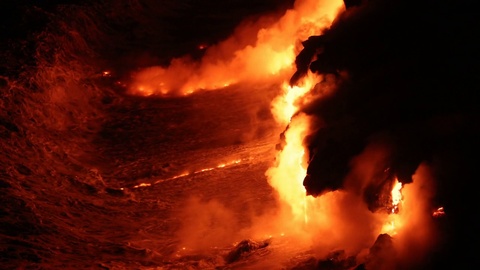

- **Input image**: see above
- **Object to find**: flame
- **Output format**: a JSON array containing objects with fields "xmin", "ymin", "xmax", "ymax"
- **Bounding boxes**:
[{"xmin": 128, "ymin": 0, "xmax": 344, "ymax": 96}]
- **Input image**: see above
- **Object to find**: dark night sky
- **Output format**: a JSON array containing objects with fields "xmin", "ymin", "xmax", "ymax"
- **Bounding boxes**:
[
  {"xmin": 296, "ymin": 0, "xmax": 479, "ymax": 266},
  {"xmin": 1, "ymin": 0, "xmax": 295, "ymax": 77}
]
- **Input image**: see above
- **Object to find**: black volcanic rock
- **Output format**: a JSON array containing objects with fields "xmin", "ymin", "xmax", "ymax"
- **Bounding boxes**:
[
  {"xmin": 288, "ymin": 1, "xmax": 479, "ymax": 265},
  {"xmin": 224, "ymin": 239, "xmax": 270, "ymax": 264},
  {"xmin": 290, "ymin": 0, "xmax": 479, "ymax": 199},
  {"xmin": 316, "ymin": 250, "xmax": 356, "ymax": 270}
]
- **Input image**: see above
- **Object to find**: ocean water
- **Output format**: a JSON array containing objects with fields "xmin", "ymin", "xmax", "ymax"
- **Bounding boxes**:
[
  {"xmin": 1, "ymin": 1, "xmax": 305, "ymax": 269},
  {"xmin": 4, "ymin": 1, "xmax": 478, "ymax": 269}
]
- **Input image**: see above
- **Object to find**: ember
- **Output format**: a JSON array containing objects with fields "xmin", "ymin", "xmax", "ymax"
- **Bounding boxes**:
[{"xmin": 432, "ymin": 207, "xmax": 445, "ymax": 218}]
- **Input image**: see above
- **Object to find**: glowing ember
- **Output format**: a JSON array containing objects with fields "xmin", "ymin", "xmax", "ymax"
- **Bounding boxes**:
[
  {"xmin": 128, "ymin": 0, "xmax": 344, "ymax": 96},
  {"xmin": 432, "ymin": 206, "xmax": 445, "ymax": 217}
]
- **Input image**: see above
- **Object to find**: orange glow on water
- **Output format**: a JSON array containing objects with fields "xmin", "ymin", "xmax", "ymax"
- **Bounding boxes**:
[{"xmin": 130, "ymin": 159, "xmax": 244, "ymax": 189}]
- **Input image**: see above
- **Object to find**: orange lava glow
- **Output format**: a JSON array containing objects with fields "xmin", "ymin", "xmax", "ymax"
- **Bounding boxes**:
[
  {"xmin": 266, "ymin": 113, "xmax": 311, "ymax": 223},
  {"xmin": 271, "ymin": 73, "xmax": 320, "ymax": 125},
  {"xmin": 131, "ymin": 159, "xmax": 244, "ymax": 189},
  {"xmin": 127, "ymin": 0, "xmax": 344, "ymax": 96},
  {"xmin": 432, "ymin": 206, "xmax": 445, "ymax": 217},
  {"xmin": 127, "ymin": 0, "xmax": 442, "ymax": 266},
  {"xmin": 381, "ymin": 178, "xmax": 404, "ymax": 235}
]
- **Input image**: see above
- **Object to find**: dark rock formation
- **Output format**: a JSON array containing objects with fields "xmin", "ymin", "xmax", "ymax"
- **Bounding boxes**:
[
  {"xmin": 289, "ymin": 0, "xmax": 479, "ymax": 203},
  {"xmin": 316, "ymin": 250, "xmax": 357, "ymax": 270},
  {"xmin": 288, "ymin": 1, "xmax": 478, "ymax": 265},
  {"xmin": 224, "ymin": 239, "xmax": 270, "ymax": 264}
]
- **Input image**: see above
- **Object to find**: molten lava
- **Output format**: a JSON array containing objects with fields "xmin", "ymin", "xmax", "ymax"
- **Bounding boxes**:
[
  {"xmin": 432, "ymin": 206, "xmax": 445, "ymax": 218},
  {"xmin": 124, "ymin": 0, "xmax": 445, "ymax": 267},
  {"xmin": 381, "ymin": 178, "xmax": 404, "ymax": 235},
  {"xmin": 131, "ymin": 159, "xmax": 244, "ymax": 189},
  {"xmin": 390, "ymin": 179, "xmax": 403, "ymax": 214}
]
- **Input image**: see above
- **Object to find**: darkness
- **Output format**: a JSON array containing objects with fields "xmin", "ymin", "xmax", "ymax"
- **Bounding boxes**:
[
  {"xmin": 1, "ymin": 0, "xmax": 479, "ymax": 269},
  {"xmin": 292, "ymin": 0, "xmax": 479, "ymax": 268},
  {"xmin": 1, "ymin": 0, "xmax": 295, "ymax": 78}
]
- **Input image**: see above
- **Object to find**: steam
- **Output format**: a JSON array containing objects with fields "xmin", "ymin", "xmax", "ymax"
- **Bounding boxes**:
[
  {"xmin": 128, "ymin": 0, "xmax": 344, "ymax": 96},
  {"xmin": 393, "ymin": 164, "xmax": 439, "ymax": 268},
  {"xmin": 175, "ymin": 197, "xmax": 243, "ymax": 252},
  {"xmin": 160, "ymin": 0, "xmax": 472, "ymax": 268}
]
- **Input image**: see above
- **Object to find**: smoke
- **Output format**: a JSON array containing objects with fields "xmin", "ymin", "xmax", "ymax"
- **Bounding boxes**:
[
  {"xmin": 393, "ymin": 163, "xmax": 439, "ymax": 268},
  {"xmin": 175, "ymin": 197, "xmax": 244, "ymax": 253},
  {"xmin": 128, "ymin": 0, "xmax": 344, "ymax": 96}
]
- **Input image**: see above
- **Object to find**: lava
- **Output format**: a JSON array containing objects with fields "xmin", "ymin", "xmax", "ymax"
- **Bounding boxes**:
[
  {"xmin": 127, "ymin": 0, "xmax": 344, "ymax": 96},
  {"xmin": 131, "ymin": 159, "xmax": 244, "ymax": 189},
  {"xmin": 3, "ymin": 0, "xmax": 476, "ymax": 268}
]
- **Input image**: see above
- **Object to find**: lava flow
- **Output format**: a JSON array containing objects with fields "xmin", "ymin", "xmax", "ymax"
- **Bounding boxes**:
[
  {"xmin": 125, "ymin": 0, "xmax": 447, "ymax": 267},
  {"xmin": 2, "ymin": 0, "xmax": 477, "ymax": 269}
]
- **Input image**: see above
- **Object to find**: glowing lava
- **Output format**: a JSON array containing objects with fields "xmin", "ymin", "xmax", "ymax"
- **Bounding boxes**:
[
  {"xmin": 391, "ymin": 179, "xmax": 403, "ymax": 214},
  {"xmin": 128, "ymin": 0, "xmax": 344, "ymax": 96},
  {"xmin": 264, "ymin": 0, "xmax": 343, "ymax": 227},
  {"xmin": 432, "ymin": 206, "xmax": 445, "ymax": 218},
  {"xmin": 266, "ymin": 112, "xmax": 311, "ymax": 223},
  {"xmin": 381, "ymin": 178, "xmax": 404, "ymax": 235},
  {"xmin": 132, "ymin": 159, "xmax": 243, "ymax": 189}
]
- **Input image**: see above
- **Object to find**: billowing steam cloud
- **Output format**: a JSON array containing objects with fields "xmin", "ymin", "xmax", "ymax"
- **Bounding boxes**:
[
  {"xmin": 128, "ymin": 0, "xmax": 343, "ymax": 96},
  {"xmin": 138, "ymin": 0, "xmax": 477, "ymax": 268}
]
